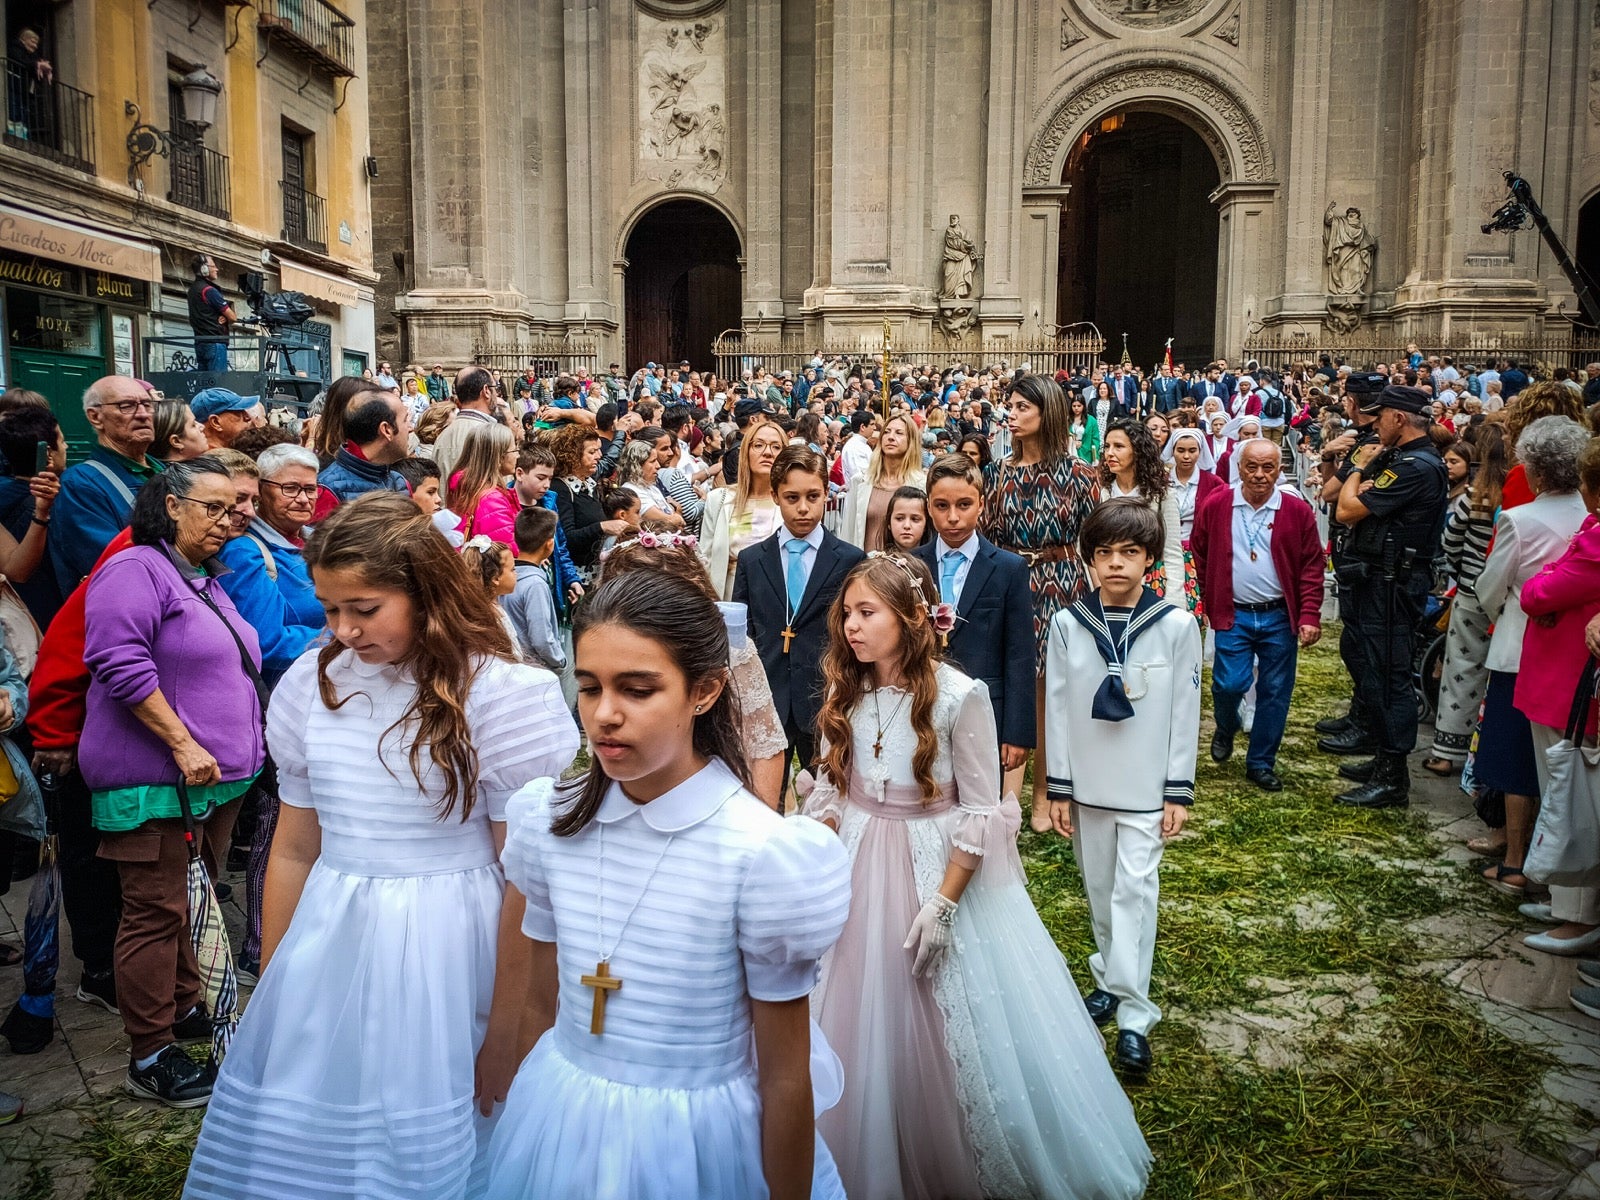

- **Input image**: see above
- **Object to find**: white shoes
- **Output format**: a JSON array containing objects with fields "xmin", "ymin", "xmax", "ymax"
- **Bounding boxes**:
[
  {"xmin": 1518, "ymin": 902, "xmax": 1556, "ymax": 923},
  {"xmin": 1524, "ymin": 926, "xmax": 1600, "ymax": 957}
]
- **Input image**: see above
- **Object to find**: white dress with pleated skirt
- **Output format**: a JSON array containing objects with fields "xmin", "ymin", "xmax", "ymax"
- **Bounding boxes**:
[
  {"xmin": 183, "ymin": 650, "xmax": 579, "ymax": 1200},
  {"xmin": 805, "ymin": 663, "xmax": 1152, "ymax": 1200},
  {"xmin": 484, "ymin": 758, "xmax": 852, "ymax": 1200}
]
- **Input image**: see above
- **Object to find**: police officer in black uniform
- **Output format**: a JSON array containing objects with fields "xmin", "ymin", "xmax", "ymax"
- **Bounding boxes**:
[
  {"xmin": 1315, "ymin": 372, "xmax": 1386, "ymax": 750},
  {"xmin": 1325, "ymin": 384, "xmax": 1449, "ymax": 808}
]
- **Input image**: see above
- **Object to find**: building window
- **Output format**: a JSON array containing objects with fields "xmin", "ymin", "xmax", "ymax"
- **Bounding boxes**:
[
  {"xmin": 165, "ymin": 68, "xmax": 231, "ymax": 220},
  {"xmin": 280, "ymin": 125, "xmax": 327, "ymax": 254},
  {"xmin": 3, "ymin": 3, "xmax": 94, "ymax": 171}
]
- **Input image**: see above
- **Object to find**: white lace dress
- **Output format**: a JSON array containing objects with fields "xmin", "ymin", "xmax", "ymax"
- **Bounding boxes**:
[
  {"xmin": 730, "ymin": 641, "xmax": 788, "ymax": 761},
  {"xmin": 805, "ymin": 663, "xmax": 1151, "ymax": 1200}
]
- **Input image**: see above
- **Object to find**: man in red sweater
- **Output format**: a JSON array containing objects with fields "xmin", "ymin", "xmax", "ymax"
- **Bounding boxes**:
[{"xmin": 1191, "ymin": 439, "xmax": 1325, "ymax": 791}]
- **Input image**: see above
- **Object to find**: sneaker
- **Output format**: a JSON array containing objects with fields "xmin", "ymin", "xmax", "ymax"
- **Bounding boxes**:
[
  {"xmin": 1571, "ymin": 986, "xmax": 1600, "ymax": 1021},
  {"xmin": 235, "ymin": 958, "xmax": 260, "ymax": 987},
  {"xmin": 1577, "ymin": 960, "xmax": 1600, "ymax": 987},
  {"xmin": 76, "ymin": 970, "xmax": 119, "ymax": 1015},
  {"xmin": 124, "ymin": 1045, "xmax": 213, "ymax": 1108},
  {"xmin": 172, "ymin": 1006, "xmax": 212, "ymax": 1044},
  {"xmin": 213, "ymin": 881, "xmax": 233, "ymax": 902},
  {"xmin": 0, "ymin": 1090, "xmax": 21, "ymax": 1125}
]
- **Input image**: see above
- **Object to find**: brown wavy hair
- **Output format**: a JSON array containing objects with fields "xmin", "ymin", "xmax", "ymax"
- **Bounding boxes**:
[
  {"xmin": 1505, "ymin": 381, "xmax": 1584, "ymax": 452},
  {"xmin": 816, "ymin": 555, "xmax": 943, "ymax": 804},
  {"xmin": 303, "ymin": 492, "xmax": 516, "ymax": 821},
  {"xmin": 550, "ymin": 423, "xmax": 601, "ymax": 479}
]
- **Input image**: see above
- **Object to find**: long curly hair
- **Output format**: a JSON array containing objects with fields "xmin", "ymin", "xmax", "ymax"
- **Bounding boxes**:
[
  {"xmin": 303, "ymin": 492, "xmax": 516, "ymax": 821},
  {"xmin": 1099, "ymin": 418, "xmax": 1169, "ymax": 502},
  {"xmin": 1505, "ymin": 381, "xmax": 1585, "ymax": 453},
  {"xmin": 816, "ymin": 555, "xmax": 943, "ymax": 805}
]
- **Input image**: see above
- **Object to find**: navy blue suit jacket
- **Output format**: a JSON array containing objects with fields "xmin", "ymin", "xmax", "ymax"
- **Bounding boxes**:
[
  {"xmin": 1153, "ymin": 376, "xmax": 1184, "ymax": 413},
  {"xmin": 733, "ymin": 529, "xmax": 864, "ymax": 738},
  {"xmin": 916, "ymin": 536, "xmax": 1037, "ymax": 749},
  {"xmin": 1109, "ymin": 375, "xmax": 1138, "ymax": 411}
]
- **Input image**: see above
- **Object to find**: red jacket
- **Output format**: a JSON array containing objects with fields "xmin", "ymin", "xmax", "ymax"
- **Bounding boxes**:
[
  {"xmin": 1190, "ymin": 484, "xmax": 1324, "ymax": 633},
  {"xmin": 27, "ymin": 528, "xmax": 135, "ymax": 751}
]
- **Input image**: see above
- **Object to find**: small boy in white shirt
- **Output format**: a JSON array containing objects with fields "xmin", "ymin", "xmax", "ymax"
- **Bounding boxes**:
[{"xmin": 1044, "ymin": 497, "xmax": 1202, "ymax": 1077}]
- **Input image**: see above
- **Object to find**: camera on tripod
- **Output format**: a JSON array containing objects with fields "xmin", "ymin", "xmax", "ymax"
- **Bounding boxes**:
[{"xmin": 236, "ymin": 271, "xmax": 315, "ymax": 332}]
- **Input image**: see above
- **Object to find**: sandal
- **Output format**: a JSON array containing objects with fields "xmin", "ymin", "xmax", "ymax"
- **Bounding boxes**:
[
  {"xmin": 1421, "ymin": 757, "xmax": 1456, "ymax": 777},
  {"xmin": 1466, "ymin": 834, "xmax": 1508, "ymax": 855},
  {"xmin": 1482, "ymin": 862, "xmax": 1528, "ymax": 896},
  {"xmin": 0, "ymin": 943, "xmax": 19, "ymax": 968}
]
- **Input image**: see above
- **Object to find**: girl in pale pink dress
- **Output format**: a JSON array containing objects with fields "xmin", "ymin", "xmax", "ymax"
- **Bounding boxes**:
[{"xmin": 806, "ymin": 553, "xmax": 1150, "ymax": 1200}]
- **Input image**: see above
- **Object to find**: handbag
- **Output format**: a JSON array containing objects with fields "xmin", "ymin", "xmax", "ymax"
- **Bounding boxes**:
[{"xmin": 1524, "ymin": 658, "xmax": 1600, "ymax": 887}]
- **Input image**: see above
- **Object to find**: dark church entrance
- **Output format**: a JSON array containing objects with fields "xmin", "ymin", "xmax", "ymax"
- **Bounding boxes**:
[
  {"xmin": 624, "ymin": 199, "xmax": 741, "ymax": 373},
  {"xmin": 1058, "ymin": 111, "xmax": 1222, "ymax": 369}
]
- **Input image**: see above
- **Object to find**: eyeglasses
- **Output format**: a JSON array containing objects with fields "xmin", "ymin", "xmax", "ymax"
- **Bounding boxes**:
[
  {"xmin": 261, "ymin": 480, "xmax": 318, "ymax": 499},
  {"xmin": 101, "ymin": 399, "xmax": 154, "ymax": 415},
  {"xmin": 175, "ymin": 496, "xmax": 240, "ymax": 524}
]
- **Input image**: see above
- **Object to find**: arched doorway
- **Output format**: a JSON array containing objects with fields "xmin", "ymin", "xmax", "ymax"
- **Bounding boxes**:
[
  {"xmin": 624, "ymin": 199, "xmax": 741, "ymax": 372},
  {"xmin": 1058, "ymin": 111, "xmax": 1221, "ymax": 367}
]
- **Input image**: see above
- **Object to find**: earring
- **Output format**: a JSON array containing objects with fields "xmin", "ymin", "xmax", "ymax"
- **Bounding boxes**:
[{"xmin": 694, "ymin": 705, "xmax": 703, "ymax": 714}]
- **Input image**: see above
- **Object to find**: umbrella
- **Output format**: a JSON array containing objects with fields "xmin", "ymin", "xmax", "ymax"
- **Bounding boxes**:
[
  {"xmin": 0, "ymin": 771, "xmax": 61, "ymax": 1055},
  {"xmin": 177, "ymin": 780, "xmax": 239, "ymax": 1068}
]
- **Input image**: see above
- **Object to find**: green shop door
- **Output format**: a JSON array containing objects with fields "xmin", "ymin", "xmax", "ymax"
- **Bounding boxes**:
[{"xmin": 8, "ymin": 350, "xmax": 103, "ymax": 461}]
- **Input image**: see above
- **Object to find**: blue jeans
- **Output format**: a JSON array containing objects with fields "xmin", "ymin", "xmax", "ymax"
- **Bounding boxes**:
[
  {"xmin": 1212, "ymin": 603, "xmax": 1299, "ymax": 772},
  {"xmin": 195, "ymin": 341, "xmax": 228, "ymax": 371}
]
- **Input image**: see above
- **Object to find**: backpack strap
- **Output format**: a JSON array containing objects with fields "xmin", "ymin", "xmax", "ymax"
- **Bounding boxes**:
[
  {"xmin": 244, "ymin": 530, "xmax": 279, "ymax": 581},
  {"xmin": 81, "ymin": 459, "xmax": 137, "ymax": 510}
]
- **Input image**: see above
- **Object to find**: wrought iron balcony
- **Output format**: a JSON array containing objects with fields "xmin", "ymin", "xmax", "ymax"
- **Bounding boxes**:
[
  {"xmin": 169, "ymin": 143, "xmax": 232, "ymax": 221},
  {"xmin": 280, "ymin": 180, "xmax": 328, "ymax": 255},
  {"xmin": 2, "ymin": 57, "xmax": 95, "ymax": 172},
  {"xmin": 257, "ymin": 0, "xmax": 357, "ymax": 77}
]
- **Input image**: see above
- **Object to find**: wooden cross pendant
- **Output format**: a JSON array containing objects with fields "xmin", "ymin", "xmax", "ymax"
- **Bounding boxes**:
[
  {"xmin": 781, "ymin": 625, "xmax": 795, "ymax": 654},
  {"xmin": 580, "ymin": 960, "xmax": 621, "ymax": 1035}
]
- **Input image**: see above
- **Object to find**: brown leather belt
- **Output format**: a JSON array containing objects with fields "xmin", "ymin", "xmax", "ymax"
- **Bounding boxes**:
[{"xmin": 999, "ymin": 544, "xmax": 1073, "ymax": 566}]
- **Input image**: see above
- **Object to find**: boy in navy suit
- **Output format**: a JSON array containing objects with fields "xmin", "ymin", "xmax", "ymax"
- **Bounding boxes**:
[
  {"xmin": 915, "ymin": 454, "xmax": 1036, "ymax": 785},
  {"xmin": 734, "ymin": 445, "xmax": 865, "ymax": 784}
]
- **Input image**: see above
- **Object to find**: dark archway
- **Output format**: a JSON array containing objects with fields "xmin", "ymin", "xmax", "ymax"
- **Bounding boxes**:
[
  {"xmin": 1058, "ymin": 111, "xmax": 1221, "ymax": 368},
  {"xmin": 624, "ymin": 199, "xmax": 741, "ymax": 372}
]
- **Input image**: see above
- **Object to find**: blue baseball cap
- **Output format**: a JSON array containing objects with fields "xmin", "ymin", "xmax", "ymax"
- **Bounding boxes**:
[{"xmin": 190, "ymin": 387, "xmax": 259, "ymax": 421}]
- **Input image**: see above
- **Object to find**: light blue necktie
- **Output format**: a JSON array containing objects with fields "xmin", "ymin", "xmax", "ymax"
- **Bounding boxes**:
[
  {"xmin": 940, "ymin": 549, "xmax": 962, "ymax": 606},
  {"xmin": 785, "ymin": 538, "xmax": 809, "ymax": 613}
]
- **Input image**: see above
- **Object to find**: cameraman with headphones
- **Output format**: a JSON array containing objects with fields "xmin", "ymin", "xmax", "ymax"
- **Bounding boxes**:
[{"xmin": 187, "ymin": 254, "xmax": 236, "ymax": 372}]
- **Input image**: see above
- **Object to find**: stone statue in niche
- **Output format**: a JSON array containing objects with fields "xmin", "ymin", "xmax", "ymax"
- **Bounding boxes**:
[
  {"xmin": 939, "ymin": 214, "xmax": 980, "ymax": 300},
  {"xmin": 1323, "ymin": 201, "xmax": 1377, "ymax": 333},
  {"xmin": 639, "ymin": 15, "xmax": 727, "ymax": 192}
]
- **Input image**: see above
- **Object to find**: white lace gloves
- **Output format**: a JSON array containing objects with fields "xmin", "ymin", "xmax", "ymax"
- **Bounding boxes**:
[{"xmin": 903, "ymin": 893, "xmax": 959, "ymax": 978}]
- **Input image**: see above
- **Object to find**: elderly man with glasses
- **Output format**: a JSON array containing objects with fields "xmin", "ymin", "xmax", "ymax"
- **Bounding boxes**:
[{"xmin": 49, "ymin": 377, "xmax": 164, "ymax": 588}]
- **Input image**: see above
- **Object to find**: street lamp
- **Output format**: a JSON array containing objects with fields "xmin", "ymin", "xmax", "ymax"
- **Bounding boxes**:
[{"xmin": 125, "ymin": 66, "xmax": 223, "ymax": 180}]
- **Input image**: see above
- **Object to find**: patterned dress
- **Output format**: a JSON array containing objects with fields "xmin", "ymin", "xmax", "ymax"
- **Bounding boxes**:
[{"xmin": 982, "ymin": 456, "xmax": 1102, "ymax": 672}]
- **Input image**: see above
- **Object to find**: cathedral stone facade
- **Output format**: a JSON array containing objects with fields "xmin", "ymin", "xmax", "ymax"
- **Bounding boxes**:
[{"xmin": 366, "ymin": 0, "xmax": 1600, "ymax": 370}]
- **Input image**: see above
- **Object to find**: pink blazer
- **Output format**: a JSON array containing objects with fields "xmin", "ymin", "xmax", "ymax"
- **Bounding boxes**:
[{"xmin": 1516, "ymin": 514, "xmax": 1600, "ymax": 734}]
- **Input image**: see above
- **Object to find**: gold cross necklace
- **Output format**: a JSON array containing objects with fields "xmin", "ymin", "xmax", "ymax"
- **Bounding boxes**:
[
  {"xmin": 870, "ymin": 686, "xmax": 913, "ymax": 759},
  {"xmin": 582, "ymin": 820, "xmax": 677, "ymax": 1036}
]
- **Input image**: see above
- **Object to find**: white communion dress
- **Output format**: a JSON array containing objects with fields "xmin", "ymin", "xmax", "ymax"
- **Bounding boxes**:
[
  {"xmin": 805, "ymin": 663, "xmax": 1152, "ymax": 1200},
  {"xmin": 183, "ymin": 651, "xmax": 579, "ymax": 1200},
  {"xmin": 484, "ymin": 758, "xmax": 852, "ymax": 1199}
]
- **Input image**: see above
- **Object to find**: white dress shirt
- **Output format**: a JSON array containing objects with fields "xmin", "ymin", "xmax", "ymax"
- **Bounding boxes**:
[
  {"xmin": 1231, "ymin": 485, "xmax": 1285, "ymax": 604},
  {"xmin": 934, "ymin": 531, "xmax": 979, "ymax": 606}
]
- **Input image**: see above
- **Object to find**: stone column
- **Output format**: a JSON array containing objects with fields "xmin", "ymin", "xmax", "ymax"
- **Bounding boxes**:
[
  {"xmin": 743, "ymin": 0, "xmax": 783, "ymax": 324},
  {"xmin": 1272, "ymin": 0, "xmax": 1335, "ymax": 323},
  {"xmin": 562, "ymin": 0, "xmax": 608, "ymax": 327},
  {"xmin": 1019, "ymin": 187, "xmax": 1070, "ymax": 335},
  {"xmin": 978, "ymin": 0, "xmax": 1025, "ymax": 338},
  {"xmin": 1212, "ymin": 182, "xmax": 1279, "ymax": 358}
]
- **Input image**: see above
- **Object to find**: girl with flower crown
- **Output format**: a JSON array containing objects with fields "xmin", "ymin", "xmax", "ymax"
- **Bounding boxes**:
[{"xmin": 804, "ymin": 553, "xmax": 1150, "ymax": 1200}]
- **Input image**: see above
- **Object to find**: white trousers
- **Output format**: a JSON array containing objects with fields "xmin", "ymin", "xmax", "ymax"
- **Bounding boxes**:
[
  {"xmin": 1071, "ymin": 804, "xmax": 1166, "ymax": 1035},
  {"xmin": 1531, "ymin": 723, "xmax": 1600, "ymax": 925}
]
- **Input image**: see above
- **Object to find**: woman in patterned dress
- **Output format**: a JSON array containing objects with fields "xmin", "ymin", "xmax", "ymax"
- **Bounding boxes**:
[{"xmin": 982, "ymin": 373, "xmax": 1101, "ymax": 830}]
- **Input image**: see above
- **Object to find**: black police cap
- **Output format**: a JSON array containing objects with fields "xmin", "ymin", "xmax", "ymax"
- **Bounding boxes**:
[
  {"xmin": 1343, "ymin": 372, "xmax": 1387, "ymax": 396},
  {"xmin": 1358, "ymin": 384, "xmax": 1431, "ymax": 416}
]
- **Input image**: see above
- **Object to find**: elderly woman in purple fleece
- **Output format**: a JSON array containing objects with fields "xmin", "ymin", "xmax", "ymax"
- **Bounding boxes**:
[{"xmin": 82, "ymin": 456, "xmax": 265, "ymax": 1109}]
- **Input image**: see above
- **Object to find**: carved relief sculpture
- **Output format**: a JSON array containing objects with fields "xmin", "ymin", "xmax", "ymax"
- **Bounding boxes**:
[
  {"xmin": 1060, "ymin": 8, "xmax": 1087, "ymax": 50},
  {"xmin": 939, "ymin": 304, "xmax": 977, "ymax": 338},
  {"xmin": 1323, "ymin": 201, "xmax": 1377, "ymax": 333},
  {"xmin": 638, "ymin": 13, "xmax": 727, "ymax": 192},
  {"xmin": 939, "ymin": 214, "xmax": 980, "ymax": 300}
]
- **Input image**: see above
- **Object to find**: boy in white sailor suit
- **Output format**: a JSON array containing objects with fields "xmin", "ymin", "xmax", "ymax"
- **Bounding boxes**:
[{"xmin": 1044, "ymin": 497, "xmax": 1202, "ymax": 1077}]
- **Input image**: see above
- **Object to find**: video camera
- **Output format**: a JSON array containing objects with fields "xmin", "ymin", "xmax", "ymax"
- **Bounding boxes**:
[{"xmin": 236, "ymin": 271, "xmax": 315, "ymax": 332}]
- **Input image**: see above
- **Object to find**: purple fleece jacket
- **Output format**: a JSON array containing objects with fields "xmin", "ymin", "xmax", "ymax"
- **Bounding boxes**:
[{"xmin": 81, "ymin": 544, "xmax": 265, "ymax": 792}]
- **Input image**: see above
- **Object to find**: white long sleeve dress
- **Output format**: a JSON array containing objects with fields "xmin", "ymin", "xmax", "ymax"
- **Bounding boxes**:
[{"xmin": 806, "ymin": 663, "xmax": 1151, "ymax": 1200}]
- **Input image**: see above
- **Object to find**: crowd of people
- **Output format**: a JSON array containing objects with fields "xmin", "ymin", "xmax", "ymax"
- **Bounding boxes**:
[{"xmin": 0, "ymin": 341, "xmax": 1594, "ymax": 1199}]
